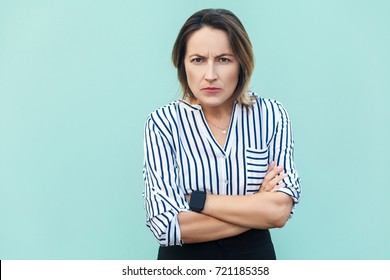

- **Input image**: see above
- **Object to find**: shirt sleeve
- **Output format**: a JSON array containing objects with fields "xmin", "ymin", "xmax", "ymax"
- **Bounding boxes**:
[
  {"xmin": 143, "ymin": 115, "xmax": 190, "ymax": 247},
  {"xmin": 268, "ymin": 101, "xmax": 302, "ymax": 216}
]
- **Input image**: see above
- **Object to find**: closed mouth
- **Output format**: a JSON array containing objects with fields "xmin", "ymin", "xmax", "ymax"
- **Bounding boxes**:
[{"xmin": 202, "ymin": 87, "xmax": 221, "ymax": 93}]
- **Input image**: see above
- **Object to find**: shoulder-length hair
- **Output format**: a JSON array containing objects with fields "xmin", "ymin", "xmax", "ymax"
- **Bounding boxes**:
[{"xmin": 172, "ymin": 8, "xmax": 255, "ymax": 106}]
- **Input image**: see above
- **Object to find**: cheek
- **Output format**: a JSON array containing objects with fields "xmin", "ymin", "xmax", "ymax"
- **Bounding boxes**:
[
  {"xmin": 225, "ymin": 67, "xmax": 240, "ymax": 87},
  {"xmin": 185, "ymin": 65, "xmax": 202, "ymax": 86}
]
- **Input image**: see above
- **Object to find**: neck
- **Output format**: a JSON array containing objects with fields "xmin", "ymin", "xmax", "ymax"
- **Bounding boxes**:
[
  {"xmin": 207, "ymin": 99, "xmax": 234, "ymax": 118},
  {"xmin": 203, "ymin": 104, "xmax": 233, "ymax": 121}
]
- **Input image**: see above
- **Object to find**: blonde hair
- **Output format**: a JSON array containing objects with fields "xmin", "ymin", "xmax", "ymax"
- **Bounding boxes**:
[{"xmin": 172, "ymin": 9, "xmax": 255, "ymax": 106}]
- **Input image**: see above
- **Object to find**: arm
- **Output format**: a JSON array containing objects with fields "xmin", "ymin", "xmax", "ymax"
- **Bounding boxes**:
[
  {"xmin": 178, "ymin": 211, "xmax": 250, "ymax": 244},
  {"xmin": 194, "ymin": 163, "xmax": 293, "ymax": 230},
  {"xmin": 202, "ymin": 192, "xmax": 293, "ymax": 229},
  {"xmin": 143, "ymin": 115, "xmax": 189, "ymax": 246},
  {"xmin": 144, "ymin": 114, "xmax": 250, "ymax": 246},
  {"xmin": 179, "ymin": 163, "xmax": 287, "ymax": 243},
  {"xmin": 270, "ymin": 101, "xmax": 301, "ymax": 209}
]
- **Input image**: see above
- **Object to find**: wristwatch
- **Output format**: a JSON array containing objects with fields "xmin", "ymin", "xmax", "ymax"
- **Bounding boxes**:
[{"xmin": 189, "ymin": 191, "xmax": 206, "ymax": 212}]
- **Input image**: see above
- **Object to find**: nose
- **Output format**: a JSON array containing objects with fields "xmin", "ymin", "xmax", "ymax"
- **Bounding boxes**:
[{"xmin": 204, "ymin": 62, "xmax": 217, "ymax": 82}]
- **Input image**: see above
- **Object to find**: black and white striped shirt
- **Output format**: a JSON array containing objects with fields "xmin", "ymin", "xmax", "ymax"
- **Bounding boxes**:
[{"xmin": 143, "ymin": 94, "xmax": 301, "ymax": 246}]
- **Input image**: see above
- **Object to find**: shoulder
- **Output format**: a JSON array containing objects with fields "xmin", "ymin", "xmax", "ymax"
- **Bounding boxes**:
[
  {"xmin": 146, "ymin": 101, "xmax": 179, "ymax": 123},
  {"xmin": 249, "ymin": 92, "xmax": 285, "ymax": 112},
  {"xmin": 144, "ymin": 101, "xmax": 183, "ymax": 138}
]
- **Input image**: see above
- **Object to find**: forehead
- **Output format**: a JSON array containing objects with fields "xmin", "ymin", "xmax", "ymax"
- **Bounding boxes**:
[{"xmin": 186, "ymin": 27, "xmax": 232, "ymax": 55}]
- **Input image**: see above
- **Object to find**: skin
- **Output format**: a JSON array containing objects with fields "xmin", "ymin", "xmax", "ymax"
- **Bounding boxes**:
[
  {"xmin": 178, "ymin": 27, "xmax": 293, "ymax": 244},
  {"xmin": 184, "ymin": 27, "xmax": 239, "ymax": 147}
]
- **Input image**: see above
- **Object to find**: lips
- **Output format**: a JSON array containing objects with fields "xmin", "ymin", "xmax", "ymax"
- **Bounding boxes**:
[{"xmin": 202, "ymin": 87, "xmax": 221, "ymax": 93}]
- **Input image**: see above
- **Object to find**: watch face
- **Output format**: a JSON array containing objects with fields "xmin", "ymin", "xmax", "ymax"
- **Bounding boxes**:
[{"xmin": 190, "ymin": 191, "xmax": 206, "ymax": 212}]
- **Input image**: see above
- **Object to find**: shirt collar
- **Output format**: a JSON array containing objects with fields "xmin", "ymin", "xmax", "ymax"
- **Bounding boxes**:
[
  {"xmin": 178, "ymin": 99, "xmax": 202, "ymax": 111},
  {"xmin": 178, "ymin": 99, "xmax": 239, "ymax": 112}
]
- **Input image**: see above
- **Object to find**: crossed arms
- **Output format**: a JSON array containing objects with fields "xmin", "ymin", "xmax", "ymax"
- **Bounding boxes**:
[{"xmin": 179, "ymin": 162, "xmax": 293, "ymax": 243}]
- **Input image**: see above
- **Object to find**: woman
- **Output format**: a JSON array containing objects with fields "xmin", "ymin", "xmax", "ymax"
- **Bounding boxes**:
[{"xmin": 143, "ymin": 8, "xmax": 301, "ymax": 260}]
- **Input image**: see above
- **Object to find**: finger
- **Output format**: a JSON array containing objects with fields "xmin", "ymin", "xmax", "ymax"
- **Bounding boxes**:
[
  {"xmin": 270, "ymin": 179, "xmax": 287, "ymax": 192},
  {"xmin": 259, "ymin": 163, "xmax": 275, "ymax": 192},
  {"xmin": 261, "ymin": 164, "xmax": 280, "ymax": 189},
  {"xmin": 264, "ymin": 165, "xmax": 283, "ymax": 184},
  {"xmin": 265, "ymin": 161, "xmax": 276, "ymax": 175},
  {"xmin": 264, "ymin": 176, "xmax": 284, "ymax": 192},
  {"xmin": 268, "ymin": 173, "xmax": 287, "ymax": 191},
  {"xmin": 274, "ymin": 182, "xmax": 286, "ymax": 190},
  {"xmin": 261, "ymin": 167, "xmax": 285, "ymax": 192}
]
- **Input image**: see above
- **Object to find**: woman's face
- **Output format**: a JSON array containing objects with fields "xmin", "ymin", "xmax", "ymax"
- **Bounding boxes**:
[{"xmin": 184, "ymin": 27, "xmax": 240, "ymax": 110}]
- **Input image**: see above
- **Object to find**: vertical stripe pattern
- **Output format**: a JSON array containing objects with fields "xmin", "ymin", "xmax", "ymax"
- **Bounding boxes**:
[{"xmin": 143, "ymin": 94, "xmax": 301, "ymax": 246}]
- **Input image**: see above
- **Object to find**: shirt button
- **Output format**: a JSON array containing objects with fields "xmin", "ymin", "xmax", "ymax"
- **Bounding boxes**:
[{"xmin": 224, "ymin": 180, "xmax": 229, "ymax": 184}]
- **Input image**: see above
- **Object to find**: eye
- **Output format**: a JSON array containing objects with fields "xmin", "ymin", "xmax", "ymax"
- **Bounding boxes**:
[
  {"xmin": 219, "ymin": 57, "xmax": 231, "ymax": 64},
  {"xmin": 191, "ymin": 57, "xmax": 204, "ymax": 64}
]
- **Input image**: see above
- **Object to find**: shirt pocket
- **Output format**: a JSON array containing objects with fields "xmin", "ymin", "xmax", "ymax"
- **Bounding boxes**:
[{"xmin": 246, "ymin": 147, "xmax": 269, "ymax": 193}]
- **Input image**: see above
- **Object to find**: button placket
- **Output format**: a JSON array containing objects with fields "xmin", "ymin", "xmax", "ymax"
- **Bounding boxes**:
[{"xmin": 218, "ymin": 153, "xmax": 229, "ymax": 194}]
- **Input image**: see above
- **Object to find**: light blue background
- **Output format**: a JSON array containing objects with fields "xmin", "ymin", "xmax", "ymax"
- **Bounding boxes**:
[{"xmin": 1, "ymin": 0, "xmax": 389, "ymax": 259}]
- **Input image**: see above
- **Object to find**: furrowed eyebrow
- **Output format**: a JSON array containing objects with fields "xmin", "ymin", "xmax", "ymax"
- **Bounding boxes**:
[
  {"xmin": 188, "ymin": 54, "xmax": 206, "ymax": 58},
  {"xmin": 216, "ymin": 53, "xmax": 235, "ymax": 58},
  {"xmin": 188, "ymin": 53, "xmax": 235, "ymax": 58}
]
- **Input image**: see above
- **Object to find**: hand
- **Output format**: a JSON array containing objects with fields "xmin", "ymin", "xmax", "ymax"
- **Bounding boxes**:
[{"xmin": 259, "ymin": 162, "xmax": 287, "ymax": 193}]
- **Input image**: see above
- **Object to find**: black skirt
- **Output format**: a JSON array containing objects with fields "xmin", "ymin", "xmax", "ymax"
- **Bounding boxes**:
[{"xmin": 157, "ymin": 229, "xmax": 276, "ymax": 260}]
